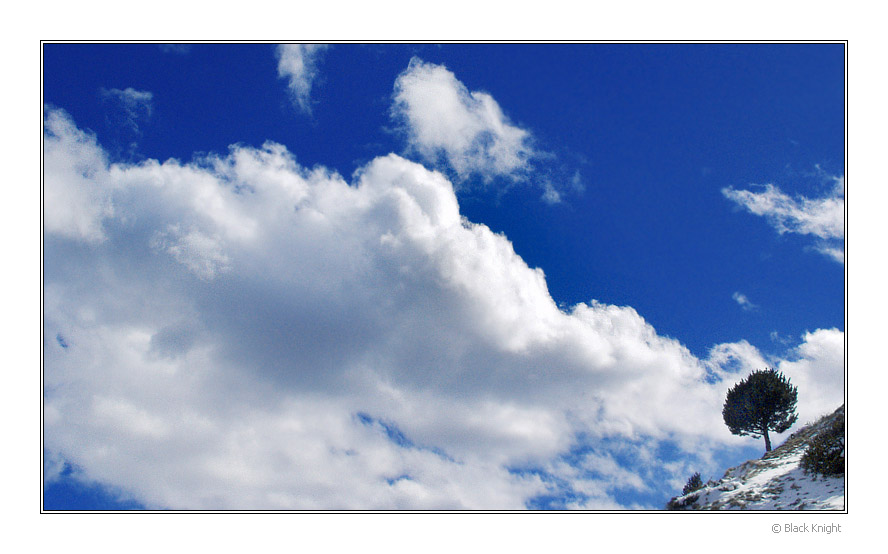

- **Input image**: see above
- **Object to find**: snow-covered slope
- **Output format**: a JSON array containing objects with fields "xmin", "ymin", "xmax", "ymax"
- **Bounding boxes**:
[{"xmin": 667, "ymin": 405, "xmax": 845, "ymax": 510}]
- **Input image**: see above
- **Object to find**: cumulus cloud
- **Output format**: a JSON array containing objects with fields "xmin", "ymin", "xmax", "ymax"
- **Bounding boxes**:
[
  {"xmin": 391, "ymin": 57, "xmax": 536, "ymax": 184},
  {"xmin": 276, "ymin": 44, "xmax": 329, "ymax": 114},
  {"xmin": 43, "ymin": 107, "xmax": 114, "ymax": 243},
  {"xmin": 100, "ymin": 87, "xmax": 154, "ymax": 134},
  {"xmin": 722, "ymin": 174, "xmax": 845, "ymax": 263},
  {"xmin": 43, "ymin": 108, "xmax": 844, "ymax": 509},
  {"xmin": 704, "ymin": 340, "xmax": 770, "ymax": 380},
  {"xmin": 774, "ymin": 328, "xmax": 845, "ymax": 426}
]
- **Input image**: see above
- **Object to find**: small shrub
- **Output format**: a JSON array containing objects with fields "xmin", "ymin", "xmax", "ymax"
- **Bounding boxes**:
[
  {"xmin": 800, "ymin": 417, "xmax": 844, "ymax": 477},
  {"xmin": 666, "ymin": 493, "xmax": 699, "ymax": 510},
  {"xmin": 682, "ymin": 472, "xmax": 704, "ymax": 495}
]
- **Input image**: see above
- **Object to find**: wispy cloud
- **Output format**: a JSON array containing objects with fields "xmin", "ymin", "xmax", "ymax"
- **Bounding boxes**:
[
  {"xmin": 722, "ymin": 173, "xmax": 845, "ymax": 263},
  {"xmin": 540, "ymin": 182, "xmax": 562, "ymax": 204},
  {"xmin": 100, "ymin": 87, "xmax": 154, "ymax": 134},
  {"xmin": 732, "ymin": 292, "xmax": 758, "ymax": 311},
  {"xmin": 275, "ymin": 44, "xmax": 329, "ymax": 115},
  {"xmin": 158, "ymin": 44, "xmax": 192, "ymax": 55}
]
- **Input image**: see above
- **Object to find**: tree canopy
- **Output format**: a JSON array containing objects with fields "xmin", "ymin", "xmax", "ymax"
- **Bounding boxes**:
[{"xmin": 722, "ymin": 368, "xmax": 798, "ymax": 452}]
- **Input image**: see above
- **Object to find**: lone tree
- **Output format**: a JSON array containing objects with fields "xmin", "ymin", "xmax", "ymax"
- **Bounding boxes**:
[
  {"xmin": 682, "ymin": 472, "xmax": 704, "ymax": 495},
  {"xmin": 722, "ymin": 368, "xmax": 798, "ymax": 452}
]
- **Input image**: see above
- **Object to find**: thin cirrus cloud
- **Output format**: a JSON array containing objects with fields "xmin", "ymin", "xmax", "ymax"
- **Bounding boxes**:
[
  {"xmin": 43, "ymin": 96, "xmax": 844, "ymax": 509},
  {"xmin": 99, "ymin": 87, "xmax": 154, "ymax": 134},
  {"xmin": 275, "ymin": 44, "xmax": 329, "ymax": 115},
  {"xmin": 391, "ymin": 58, "xmax": 537, "ymax": 186},
  {"xmin": 722, "ymin": 174, "xmax": 845, "ymax": 263},
  {"xmin": 732, "ymin": 292, "xmax": 758, "ymax": 311},
  {"xmin": 158, "ymin": 44, "xmax": 192, "ymax": 55}
]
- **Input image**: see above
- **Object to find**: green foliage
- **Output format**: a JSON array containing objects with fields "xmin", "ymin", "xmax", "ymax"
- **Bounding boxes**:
[
  {"xmin": 666, "ymin": 493, "xmax": 699, "ymax": 510},
  {"xmin": 722, "ymin": 368, "xmax": 798, "ymax": 452},
  {"xmin": 682, "ymin": 472, "xmax": 704, "ymax": 495},
  {"xmin": 800, "ymin": 417, "xmax": 845, "ymax": 477},
  {"xmin": 666, "ymin": 472, "xmax": 705, "ymax": 509}
]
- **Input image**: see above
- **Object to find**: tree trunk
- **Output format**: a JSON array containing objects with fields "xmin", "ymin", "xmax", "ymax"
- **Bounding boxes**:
[{"xmin": 763, "ymin": 428, "xmax": 772, "ymax": 452}]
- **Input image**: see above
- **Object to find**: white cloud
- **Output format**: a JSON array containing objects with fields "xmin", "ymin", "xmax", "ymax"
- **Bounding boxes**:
[
  {"xmin": 100, "ymin": 87, "xmax": 154, "ymax": 134},
  {"xmin": 704, "ymin": 339, "xmax": 770, "ymax": 380},
  {"xmin": 816, "ymin": 244, "xmax": 845, "ymax": 264},
  {"xmin": 732, "ymin": 291, "xmax": 758, "ymax": 311},
  {"xmin": 391, "ymin": 57, "xmax": 535, "ymax": 184},
  {"xmin": 43, "ymin": 108, "xmax": 845, "ymax": 509},
  {"xmin": 276, "ymin": 44, "xmax": 329, "ymax": 114},
  {"xmin": 722, "ymin": 174, "xmax": 845, "ymax": 263},
  {"xmin": 775, "ymin": 328, "xmax": 845, "ymax": 426},
  {"xmin": 541, "ymin": 182, "xmax": 562, "ymax": 204},
  {"xmin": 43, "ymin": 107, "xmax": 114, "ymax": 243},
  {"xmin": 150, "ymin": 225, "xmax": 231, "ymax": 280}
]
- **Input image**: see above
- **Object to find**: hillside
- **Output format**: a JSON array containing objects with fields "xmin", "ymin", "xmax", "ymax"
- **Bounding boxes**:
[{"xmin": 667, "ymin": 405, "xmax": 845, "ymax": 510}]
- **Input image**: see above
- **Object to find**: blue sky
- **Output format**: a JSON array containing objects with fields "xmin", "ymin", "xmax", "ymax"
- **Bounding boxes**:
[{"xmin": 43, "ymin": 43, "xmax": 844, "ymax": 511}]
